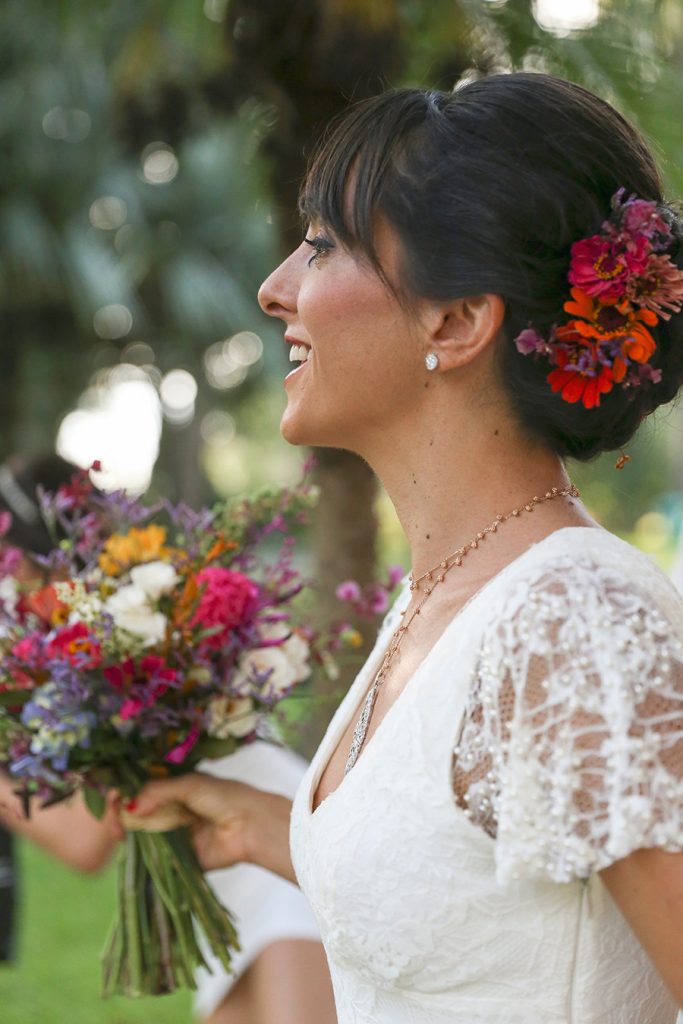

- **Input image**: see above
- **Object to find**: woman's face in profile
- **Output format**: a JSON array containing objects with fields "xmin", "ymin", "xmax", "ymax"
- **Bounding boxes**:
[{"xmin": 257, "ymin": 216, "xmax": 428, "ymax": 456}]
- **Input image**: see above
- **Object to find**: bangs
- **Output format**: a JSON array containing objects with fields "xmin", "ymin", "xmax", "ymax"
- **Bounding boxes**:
[{"xmin": 299, "ymin": 90, "xmax": 437, "ymax": 274}]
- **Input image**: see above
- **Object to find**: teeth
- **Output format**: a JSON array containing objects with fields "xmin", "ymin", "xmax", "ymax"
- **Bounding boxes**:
[{"xmin": 289, "ymin": 344, "xmax": 311, "ymax": 363}]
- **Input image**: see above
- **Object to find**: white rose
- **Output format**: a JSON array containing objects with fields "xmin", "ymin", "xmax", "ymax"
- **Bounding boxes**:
[
  {"xmin": 280, "ymin": 632, "xmax": 311, "ymax": 682},
  {"xmin": 207, "ymin": 696, "xmax": 258, "ymax": 739},
  {"xmin": 256, "ymin": 623, "xmax": 311, "ymax": 685},
  {"xmin": 130, "ymin": 561, "xmax": 179, "ymax": 601},
  {"xmin": 0, "ymin": 576, "xmax": 18, "ymax": 617},
  {"xmin": 105, "ymin": 584, "xmax": 167, "ymax": 646},
  {"xmin": 231, "ymin": 645, "xmax": 299, "ymax": 698}
]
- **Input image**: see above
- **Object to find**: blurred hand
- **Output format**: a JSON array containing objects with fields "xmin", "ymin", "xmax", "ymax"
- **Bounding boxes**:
[{"xmin": 121, "ymin": 773, "xmax": 295, "ymax": 881}]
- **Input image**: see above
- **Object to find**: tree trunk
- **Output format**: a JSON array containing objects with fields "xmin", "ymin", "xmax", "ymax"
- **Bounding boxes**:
[{"xmin": 224, "ymin": 0, "xmax": 406, "ymax": 747}]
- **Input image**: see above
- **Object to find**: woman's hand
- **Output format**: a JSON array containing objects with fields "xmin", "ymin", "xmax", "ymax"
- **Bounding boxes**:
[
  {"xmin": 123, "ymin": 773, "xmax": 297, "ymax": 883},
  {"xmin": 0, "ymin": 772, "xmax": 118, "ymax": 872}
]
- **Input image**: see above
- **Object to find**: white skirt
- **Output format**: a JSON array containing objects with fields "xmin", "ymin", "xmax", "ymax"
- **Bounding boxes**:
[{"xmin": 194, "ymin": 741, "xmax": 321, "ymax": 1019}]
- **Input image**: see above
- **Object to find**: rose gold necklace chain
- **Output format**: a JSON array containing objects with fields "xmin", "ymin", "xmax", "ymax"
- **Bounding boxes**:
[{"xmin": 344, "ymin": 484, "xmax": 580, "ymax": 776}]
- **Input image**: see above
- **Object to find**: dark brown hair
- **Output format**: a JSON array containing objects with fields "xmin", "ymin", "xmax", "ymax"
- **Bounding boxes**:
[{"xmin": 300, "ymin": 73, "xmax": 683, "ymax": 460}]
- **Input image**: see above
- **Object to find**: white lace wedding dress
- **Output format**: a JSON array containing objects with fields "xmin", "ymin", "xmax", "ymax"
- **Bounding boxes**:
[{"xmin": 290, "ymin": 527, "xmax": 683, "ymax": 1023}]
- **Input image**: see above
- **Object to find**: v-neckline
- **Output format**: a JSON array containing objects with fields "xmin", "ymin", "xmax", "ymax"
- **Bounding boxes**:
[{"xmin": 307, "ymin": 525, "xmax": 601, "ymax": 819}]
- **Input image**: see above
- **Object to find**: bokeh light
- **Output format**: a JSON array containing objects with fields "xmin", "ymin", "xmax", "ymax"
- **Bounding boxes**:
[
  {"xmin": 227, "ymin": 331, "xmax": 263, "ymax": 367},
  {"xmin": 200, "ymin": 409, "xmax": 236, "ymax": 446},
  {"xmin": 93, "ymin": 304, "xmax": 133, "ymax": 340},
  {"xmin": 203, "ymin": 0, "xmax": 229, "ymax": 22},
  {"xmin": 57, "ymin": 368, "xmax": 162, "ymax": 493},
  {"xmin": 160, "ymin": 369, "xmax": 198, "ymax": 426},
  {"xmin": 141, "ymin": 142, "xmax": 179, "ymax": 184},
  {"xmin": 533, "ymin": 0, "xmax": 600, "ymax": 35},
  {"xmin": 121, "ymin": 341, "xmax": 155, "ymax": 365},
  {"xmin": 203, "ymin": 332, "xmax": 263, "ymax": 391},
  {"xmin": 41, "ymin": 106, "xmax": 92, "ymax": 142},
  {"xmin": 88, "ymin": 196, "xmax": 127, "ymax": 230}
]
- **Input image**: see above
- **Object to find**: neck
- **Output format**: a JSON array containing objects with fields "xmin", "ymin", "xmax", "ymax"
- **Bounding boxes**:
[{"xmin": 362, "ymin": 400, "xmax": 585, "ymax": 581}]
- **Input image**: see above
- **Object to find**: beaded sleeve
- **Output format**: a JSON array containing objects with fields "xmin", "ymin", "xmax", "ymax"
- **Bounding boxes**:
[{"xmin": 452, "ymin": 551, "xmax": 683, "ymax": 884}]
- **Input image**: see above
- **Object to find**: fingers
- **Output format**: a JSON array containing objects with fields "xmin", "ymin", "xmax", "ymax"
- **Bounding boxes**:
[
  {"xmin": 130, "ymin": 775, "xmax": 201, "ymax": 819},
  {"xmin": 114, "ymin": 773, "xmax": 251, "ymax": 867},
  {"xmin": 0, "ymin": 796, "xmax": 21, "ymax": 825},
  {"xmin": 105, "ymin": 792, "xmax": 126, "ymax": 842},
  {"xmin": 120, "ymin": 804, "xmax": 193, "ymax": 832}
]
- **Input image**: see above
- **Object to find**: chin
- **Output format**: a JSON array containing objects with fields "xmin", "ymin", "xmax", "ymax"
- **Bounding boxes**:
[{"xmin": 279, "ymin": 407, "xmax": 356, "ymax": 452}]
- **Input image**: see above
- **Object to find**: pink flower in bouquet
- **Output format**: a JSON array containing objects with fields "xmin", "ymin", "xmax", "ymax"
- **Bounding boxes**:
[
  {"xmin": 47, "ymin": 622, "xmax": 102, "ymax": 669},
  {"xmin": 190, "ymin": 567, "xmax": 259, "ymax": 648},
  {"xmin": 0, "ymin": 510, "xmax": 11, "ymax": 538},
  {"xmin": 335, "ymin": 580, "xmax": 362, "ymax": 603},
  {"xmin": 0, "ymin": 545, "xmax": 21, "ymax": 578},
  {"xmin": 12, "ymin": 631, "xmax": 47, "ymax": 667},
  {"xmin": 367, "ymin": 585, "xmax": 390, "ymax": 615},
  {"xmin": 165, "ymin": 724, "xmax": 200, "ymax": 764},
  {"xmin": 106, "ymin": 655, "xmax": 178, "ymax": 720},
  {"xmin": 103, "ymin": 658, "xmax": 135, "ymax": 691},
  {"xmin": 387, "ymin": 564, "xmax": 406, "ymax": 588}
]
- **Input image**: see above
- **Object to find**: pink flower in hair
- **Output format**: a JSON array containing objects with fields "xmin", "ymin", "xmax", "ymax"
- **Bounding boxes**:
[
  {"xmin": 626, "ymin": 252, "xmax": 683, "ymax": 320},
  {"xmin": 514, "ymin": 327, "xmax": 551, "ymax": 356},
  {"xmin": 568, "ymin": 234, "xmax": 648, "ymax": 302},
  {"xmin": 612, "ymin": 190, "xmax": 673, "ymax": 243}
]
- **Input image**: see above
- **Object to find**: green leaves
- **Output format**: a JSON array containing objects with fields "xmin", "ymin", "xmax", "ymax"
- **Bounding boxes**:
[
  {"xmin": 83, "ymin": 784, "xmax": 107, "ymax": 820},
  {"xmin": 186, "ymin": 735, "xmax": 238, "ymax": 764}
]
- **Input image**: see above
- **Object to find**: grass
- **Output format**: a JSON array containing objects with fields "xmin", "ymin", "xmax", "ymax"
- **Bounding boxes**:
[{"xmin": 0, "ymin": 838, "xmax": 193, "ymax": 1024}]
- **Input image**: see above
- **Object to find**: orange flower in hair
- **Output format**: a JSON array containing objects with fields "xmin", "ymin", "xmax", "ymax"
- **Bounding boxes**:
[{"xmin": 515, "ymin": 189, "xmax": 683, "ymax": 408}]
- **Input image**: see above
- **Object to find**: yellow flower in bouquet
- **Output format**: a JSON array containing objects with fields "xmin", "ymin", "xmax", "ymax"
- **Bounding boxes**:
[{"xmin": 99, "ymin": 525, "xmax": 172, "ymax": 576}]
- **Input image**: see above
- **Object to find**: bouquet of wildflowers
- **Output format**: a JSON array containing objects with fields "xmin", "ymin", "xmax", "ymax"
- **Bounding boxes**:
[{"xmin": 0, "ymin": 464, "xmax": 329, "ymax": 997}]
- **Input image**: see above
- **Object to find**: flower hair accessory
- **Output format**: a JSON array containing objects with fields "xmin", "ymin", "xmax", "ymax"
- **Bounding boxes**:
[{"xmin": 514, "ymin": 189, "xmax": 683, "ymax": 409}]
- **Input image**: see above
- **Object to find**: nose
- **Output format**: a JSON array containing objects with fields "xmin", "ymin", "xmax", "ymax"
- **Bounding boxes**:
[{"xmin": 257, "ymin": 247, "xmax": 301, "ymax": 321}]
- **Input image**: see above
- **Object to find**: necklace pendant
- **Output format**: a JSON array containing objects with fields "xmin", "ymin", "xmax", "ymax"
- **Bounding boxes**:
[
  {"xmin": 343, "ymin": 481, "xmax": 579, "ymax": 776},
  {"xmin": 344, "ymin": 680, "xmax": 379, "ymax": 775}
]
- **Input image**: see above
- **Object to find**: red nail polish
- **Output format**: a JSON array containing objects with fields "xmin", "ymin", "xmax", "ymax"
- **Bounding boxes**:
[{"xmin": 124, "ymin": 798, "xmax": 138, "ymax": 812}]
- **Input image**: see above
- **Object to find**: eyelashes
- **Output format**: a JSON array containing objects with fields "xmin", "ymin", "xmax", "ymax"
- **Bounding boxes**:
[{"xmin": 304, "ymin": 233, "xmax": 335, "ymax": 267}]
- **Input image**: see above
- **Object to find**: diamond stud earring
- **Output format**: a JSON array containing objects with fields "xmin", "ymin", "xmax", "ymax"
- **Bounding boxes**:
[{"xmin": 425, "ymin": 353, "xmax": 439, "ymax": 371}]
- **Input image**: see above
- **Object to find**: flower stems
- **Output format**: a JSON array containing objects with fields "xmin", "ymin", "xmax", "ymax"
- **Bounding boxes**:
[{"xmin": 102, "ymin": 828, "xmax": 239, "ymax": 997}]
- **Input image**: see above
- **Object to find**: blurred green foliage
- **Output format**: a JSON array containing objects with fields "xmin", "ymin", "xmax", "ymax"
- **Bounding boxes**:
[
  {"xmin": 1, "ymin": 0, "xmax": 682, "ymax": 523},
  {"xmin": 0, "ymin": 840, "xmax": 191, "ymax": 1024}
]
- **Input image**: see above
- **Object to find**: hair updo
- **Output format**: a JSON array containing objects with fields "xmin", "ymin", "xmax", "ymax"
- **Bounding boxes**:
[{"xmin": 299, "ymin": 73, "xmax": 683, "ymax": 460}]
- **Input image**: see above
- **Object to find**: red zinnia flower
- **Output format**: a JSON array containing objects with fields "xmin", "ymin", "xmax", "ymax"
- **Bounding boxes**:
[
  {"xmin": 47, "ymin": 622, "xmax": 102, "ymax": 669},
  {"xmin": 546, "ymin": 342, "xmax": 619, "ymax": 409},
  {"xmin": 548, "ymin": 362, "xmax": 615, "ymax": 409}
]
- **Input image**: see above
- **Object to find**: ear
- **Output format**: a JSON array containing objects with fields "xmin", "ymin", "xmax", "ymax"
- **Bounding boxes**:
[{"xmin": 427, "ymin": 294, "xmax": 506, "ymax": 370}]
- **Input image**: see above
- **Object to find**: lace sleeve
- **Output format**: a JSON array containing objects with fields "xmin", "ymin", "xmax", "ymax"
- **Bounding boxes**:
[{"xmin": 452, "ymin": 552, "xmax": 683, "ymax": 884}]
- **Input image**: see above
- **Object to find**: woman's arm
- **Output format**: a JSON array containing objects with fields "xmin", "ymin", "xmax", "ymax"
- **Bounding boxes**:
[
  {"xmin": 600, "ymin": 848, "xmax": 683, "ymax": 1007},
  {"xmin": 0, "ymin": 773, "xmax": 118, "ymax": 872},
  {"xmin": 128, "ymin": 772, "xmax": 296, "ymax": 883}
]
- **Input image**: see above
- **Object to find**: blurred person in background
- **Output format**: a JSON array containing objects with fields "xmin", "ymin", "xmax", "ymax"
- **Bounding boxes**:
[
  {"xmin": 0, "ymin": 453, "xmax": 120, "ymax": 965},
  {"xmin": 192, "ymin": 741, "xmax": 335, "ymax": 1024}
]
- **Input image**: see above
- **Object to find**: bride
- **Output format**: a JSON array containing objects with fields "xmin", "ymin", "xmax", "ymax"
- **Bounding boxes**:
[{"xmin": 127, "ymin": 73, "xmax": 683, "ymax": 1022}]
